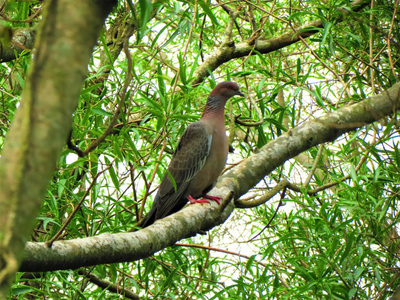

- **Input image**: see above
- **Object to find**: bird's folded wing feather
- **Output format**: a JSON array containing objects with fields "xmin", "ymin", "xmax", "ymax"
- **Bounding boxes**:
[{"xmin": 155, "ymin": 121, "xmax": 212, "ymax": 217}]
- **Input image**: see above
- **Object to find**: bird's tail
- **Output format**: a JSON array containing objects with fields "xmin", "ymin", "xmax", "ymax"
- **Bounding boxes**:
[
  {"xmin": 140, "ymin": 212, "xmax": 155, "ymax": 228},
  {"xmin": 140, "ymin": 194, "xmax": 159, "ymax": 228}
]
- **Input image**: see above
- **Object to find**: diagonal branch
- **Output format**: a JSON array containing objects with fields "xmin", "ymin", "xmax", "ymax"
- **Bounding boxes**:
[
  {"xmin": 78, "ymin": 269, "xmax": 140, "ymax": 300},
  {"xmin": 192, "ymin": 0, "xmax": 370, "ymax": 85},
  {"xmin": 19, "ymin": 81, "xmax": 400, "ymax": 272}
]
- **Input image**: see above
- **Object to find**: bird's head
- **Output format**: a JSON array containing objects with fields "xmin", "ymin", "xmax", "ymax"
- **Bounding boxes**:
[{"xmin": 210, "ymin": 81, "xmax": 245, "ymax": 100}]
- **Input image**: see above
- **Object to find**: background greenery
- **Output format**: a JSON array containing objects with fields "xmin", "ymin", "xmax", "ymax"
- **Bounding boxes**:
[{"xmin": 1, "ymin": 0, "xmax": 400, "ymax": 299}]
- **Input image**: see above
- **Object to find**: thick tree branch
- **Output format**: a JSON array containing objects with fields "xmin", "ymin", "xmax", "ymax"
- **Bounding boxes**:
[
  {"xmin": 0, "ymin": 0, "xmax": 117, "ymax": 295},
  {"xmin": 192, "ymin": 0, "xmax": 370, "ymax": 85},
  {"xmin": 20, "ymin": 199, "xmax": 231, "ymax": 272},
  {"xmin": 19, "ymin": 81, "xmax": 400, "ymax": 272}
]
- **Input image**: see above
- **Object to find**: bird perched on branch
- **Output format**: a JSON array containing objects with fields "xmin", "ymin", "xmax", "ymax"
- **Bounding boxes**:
[{"xmin": 141, "ymin": 81, "xmax": 244, "ymax": 228}]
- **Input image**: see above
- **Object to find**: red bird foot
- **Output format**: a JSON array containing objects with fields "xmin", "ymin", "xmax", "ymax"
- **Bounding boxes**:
[{"xmin": 187, "ymin": 195, "xmax": 222, "ymax": 205}]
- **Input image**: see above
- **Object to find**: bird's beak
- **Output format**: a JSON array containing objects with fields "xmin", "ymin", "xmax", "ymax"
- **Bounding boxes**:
[{"xmin": 236, "ymin": 91, "xmax": 245, "ymax": 97}]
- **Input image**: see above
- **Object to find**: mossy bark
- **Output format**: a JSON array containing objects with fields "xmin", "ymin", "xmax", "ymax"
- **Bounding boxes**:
[{"xmin": 0, "ymin": 0, "xmax": 116, "ymax": 295}]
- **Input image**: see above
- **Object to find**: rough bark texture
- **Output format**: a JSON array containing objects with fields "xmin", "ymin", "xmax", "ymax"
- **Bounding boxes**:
[
  {"xmin": 20, "ymin": 201, "xmax": 227, "ymax": 272},
  {"xmin": 19, "ymin": 82, "xmax": 400, "ymax": 272},
  {"xmin": 0, "ymin": 0, "xmax": 116, "ymax": 295}
]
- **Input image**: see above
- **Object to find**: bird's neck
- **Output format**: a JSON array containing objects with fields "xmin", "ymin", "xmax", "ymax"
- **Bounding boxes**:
[{"xmin": 201, "ymin": 96, "xmax": 227, "ymax": 120}]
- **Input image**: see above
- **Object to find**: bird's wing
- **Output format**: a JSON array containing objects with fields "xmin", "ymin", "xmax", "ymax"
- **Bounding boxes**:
[{"xmin": 154, "ymin": 121, "xmax": 212, "ymax": 218}]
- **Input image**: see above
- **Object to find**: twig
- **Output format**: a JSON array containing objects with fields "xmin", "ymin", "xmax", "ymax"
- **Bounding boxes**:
[
  {"xmin": 66, "ymin": 130, "xmax": 84, "ymax": 157},
  {"xmin": 308, "ymin": 154, "xmax": 369, "ymax": 195},
  {"xmin": 235, "ymin": 179, "xmax": 288, "ymax": 208},
  {"xmin": 242, "ymin": 0, "xmax": 290, "ymax": 25},
  {"xmin": 387, "ymin": 0, "xmax": 399, "ymax": 80},
  {"xmin": 199, "ymin": 15, "xmax": 206, "ymax": 62},
  {"xmin": 150, "ymin": 256, "xmax": 224, "ymax": 285},
  {"xmin": 0, "ymin": 8, "xmax": 42, "ymax": 23},
  {"xmin": 303, "ymin": 143, "xmax": 324, "ymax": 188},
  {"xmin": 248, "ymin": 186, "xmax": 286, "ymax": 242},
  {"xmin": 82, "ymin": 26, "xmax": 134, "ymax": 156},
  {"xmin": 234, "ymin": 114, "xmax": 264, "ymax": 127},
  {"xmin": 175, "ymin": 243, "xmax": 267, "ymax": 267},
  {"xmin": 46, "ymin": 164, "xmax": 112, "ymax": 247},
  {"xmin": 216, "ymin": 0, "xmax": 242, "ymax": 36},
  {"xmin": 171, "ymin": 0, "xmax": 197, "ymax": 94},
  {"xmin": 129, "ymin": 162, "xmax": 140, "ymax": 222},
  {"xmin": 369, "ymin": 0, "xmax": 375, "ymax": 94},
  {"xmin": 219, "ymin": 191, "xmax": 234, "ymax": 212},
  {"xmin": 78, "ymin": 269, "xmax": 140, "ymax": 300}
]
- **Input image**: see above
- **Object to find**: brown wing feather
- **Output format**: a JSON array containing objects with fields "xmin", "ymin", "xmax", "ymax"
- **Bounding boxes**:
[{"xmin": 143, "ymin": 122, "xmax": 212, "ymax": 225}]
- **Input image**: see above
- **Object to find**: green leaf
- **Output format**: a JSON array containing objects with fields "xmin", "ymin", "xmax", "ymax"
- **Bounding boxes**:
[
  {"xmin": 10, "ymin": 286, "xmax": 36, "ymax": 296},
  {"xmin": 354, "ymin": 267, "xmax": 364, "ymax": 279},
  {"xmin": 138, "ymin": 0, "xmax": 153, "ymax": 40},
  {"xmin": 198, "ymin": 0, "xmax": 219, "ymax": 26},
  {"xmin": 157, "ymin": 64, "xmax": 166, "ymax": 97},
  {"xmin": 349, "ymin": 288, "xmax": 357, "ymax": 298},
  {"xmin": 57, "ymin": 178, "xmax": 67, "ymax": 197},
  {"xmin": 104, "ymin": 156, "xmax": 119, "ymax": 189},
  {"xmin": 91, "ymin": 107, "xmax": 113, "ymax": 117},
  {"xmin": 178, "ymin": 52, "xmax": 187, "ymax": 85},
  {"xmin": 257, "ymin": 126, "xmax": 268, "ymax": 148}
]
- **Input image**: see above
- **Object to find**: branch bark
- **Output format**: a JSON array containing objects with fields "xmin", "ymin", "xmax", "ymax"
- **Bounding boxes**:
[
  {"xmin": 0, "ymin": 27, "xmax": 36, "ymax": 62},
  {"xmin": 0, "ymin": 0, "xmax": 117, "ymax": 295},
  {"xmin": 19, "ymin": 81, "xmax": 400, "ymax": 272},
  {"xmin": 78, "ymin": 270, "xmax": 140, "ymax": 300}
]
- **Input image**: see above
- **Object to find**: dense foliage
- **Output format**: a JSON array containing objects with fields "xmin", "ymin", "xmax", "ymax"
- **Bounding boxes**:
[{"xmin": 1, "ymin": 0, "xmax": 400, "ymax": 299}]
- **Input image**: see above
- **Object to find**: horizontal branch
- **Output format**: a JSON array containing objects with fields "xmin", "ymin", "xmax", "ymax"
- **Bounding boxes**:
[
  {"xmin": 20, "ymin": 199, "xmax": 232, "ymax": 272},
  {"xmin": 20, "ymin": 81, "xmax": 400, "ymax": 272}
]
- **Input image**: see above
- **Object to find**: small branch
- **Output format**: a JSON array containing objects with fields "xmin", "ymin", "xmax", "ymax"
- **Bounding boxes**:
[
  {"xmin": 129, "ymin": 162, "xmax": 140, "ymax": 222},
  {"xmin": 369, "ymin": 0, "xmax": 375, "ymax": 93},
  {"xmin": 150, "ymin": 256, "xmax": 223, "ymax": 286},
  {"xmin": 171, "ymin": 0, "xmax": 197, "ymax": 94},
  {"xmin": 387, "ymin": 0, "xmax": 399, "ymax": 80},
  {"xmin": 139, "ymin": 136, "xmax": 167, "ymax": 219},
  {"xmin": 234, "ymin": 114, "xmax": 264, "ymax": 127},
  {"xmin": 223, "ymin": 9, "xmax": 239, "ymax": 46},
  {"xmin": 235, "ymin": 179, "xmax": 288, "ymax": 208},
  {"xmin": 66, "ymin": 130, "xmax": 84, "ymax": 157},
  {"xmin": 248, "ymin": 188, "xmax": 285, "ymax": 242},
  {"xmin": 199, "ymin": 14, "xmax": 206, "ymax": 62},
  {"xmin": 218, "ymin": 191, "xmax": 234, "ymax": 212},
  {"xmin": 78, "ymin": 270, "xmax": 140, "ymax": 300},
  {"xmin": 0, "ymin": 27, "xmax": 36, "ymax": 62},
  {"xmin": 288, "ymin": 220, "xmax": 309, "ymax": 269},
  {"xmin": 216, "ymin": 0, "xmax": 242, "ymax": 36},
  {"xmin": 303, "ymin": 144, "xmax": 324, "ymax": 188},
  {"xmin": 175, "ymin": 243, "xmax": 267, "ymax": 267},
  {"xmin": 307, "ymin": 153, "xmax": 369, "ymax": 195}
]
